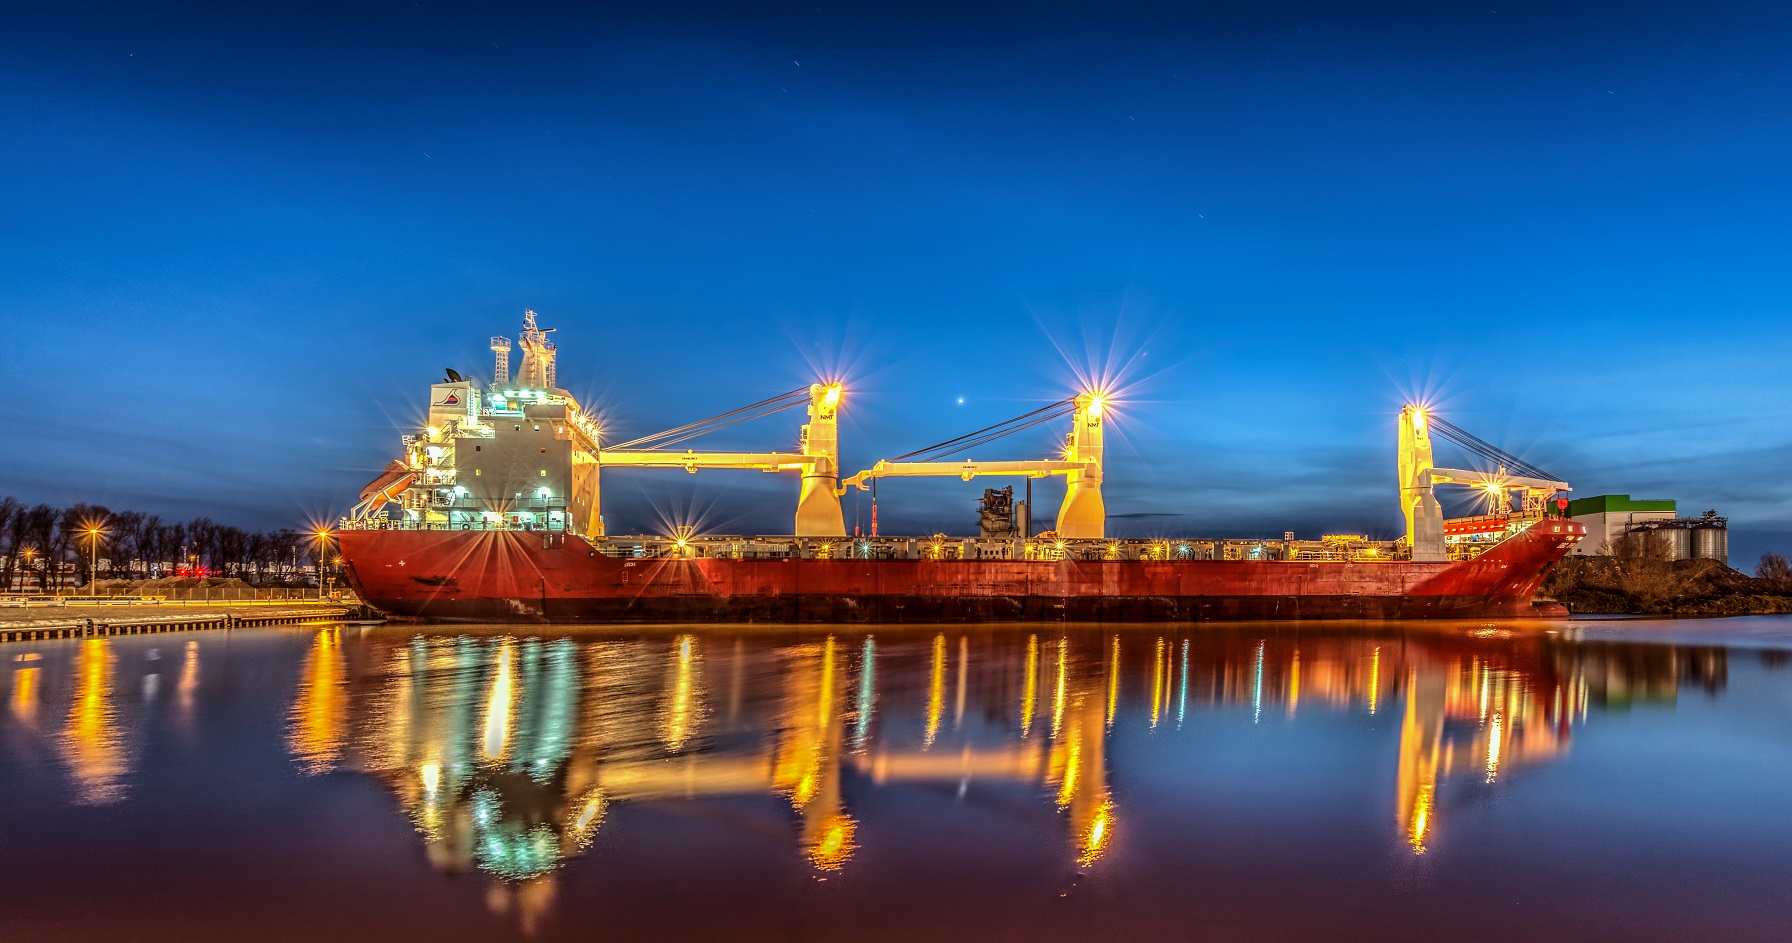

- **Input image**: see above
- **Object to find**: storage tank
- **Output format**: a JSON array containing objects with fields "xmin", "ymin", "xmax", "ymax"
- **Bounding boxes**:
[
  {"xmin": 1652, "ymin": 527, "xmax": 1691, "ymax": 561},
  {"xmin": 1691, "ymin": 525, "xmax": 1728, "ymax": 565}
]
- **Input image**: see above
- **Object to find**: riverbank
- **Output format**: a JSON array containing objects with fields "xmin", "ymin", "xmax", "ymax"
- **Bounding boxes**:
[{"xmin": 1544, "ymin": 556, "xmax": 1792, "ymax": 616}]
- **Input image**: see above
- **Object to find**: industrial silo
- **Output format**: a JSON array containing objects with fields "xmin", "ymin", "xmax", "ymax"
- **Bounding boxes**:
[
  {"xmin": 1691, "ymin": 524, "xmax": 1728, "ymax": 565},
  {"xmin": 1653, "ymin": 526, "xmax": 1691, "ymax": 561}
]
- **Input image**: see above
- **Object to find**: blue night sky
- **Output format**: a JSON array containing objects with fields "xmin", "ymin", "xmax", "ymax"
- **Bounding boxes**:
[{"xmin": 2, "ymin": 1, "xmax": 1789, "ymax": 561}]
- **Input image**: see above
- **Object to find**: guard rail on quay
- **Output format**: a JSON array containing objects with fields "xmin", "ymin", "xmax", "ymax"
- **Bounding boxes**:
[{"xmin": 0, "ymin": 608, "xmax": 353, "ymax": 644}]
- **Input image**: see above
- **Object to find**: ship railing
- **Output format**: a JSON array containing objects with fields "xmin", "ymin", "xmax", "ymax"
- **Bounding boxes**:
[
  {"xmin": 337, "ymin": 519, "xmax": 570, "ymax": 533},
  {"xmin": 419, "ymin": 495, "xmax": 569, "ymax": 518},
  {"xmin": 580, "ymin": 535, "xmax": 1415, "ymax": 562},
  {"xmin": 1443, "ymin": 510, "xmax": 1548, "ymax": 528}
]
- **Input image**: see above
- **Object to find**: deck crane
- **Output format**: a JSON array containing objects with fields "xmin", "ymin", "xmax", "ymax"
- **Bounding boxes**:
[
  {"xmin": 582, "ymin": 383, "xmax": 848, "ymax": 539},
  {"xmin": 839, "ymin": 392, "xmax": 1108, "ymax": 539},
  {"xmin": 1398, "ymin": 405, "xmax": 1570, "ymax": 562}
]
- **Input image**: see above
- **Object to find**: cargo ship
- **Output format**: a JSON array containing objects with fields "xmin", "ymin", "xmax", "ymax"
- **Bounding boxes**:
[{"xmin": 337, "ymin": 313, "xmax": 1584, "ymax": 623}]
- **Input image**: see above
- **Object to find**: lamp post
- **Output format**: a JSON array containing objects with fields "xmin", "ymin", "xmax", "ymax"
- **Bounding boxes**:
[
  {"xmin": 84, "ymin": 524, "xmax": 104, "ymax": 593},
  {"xmin": 313, "ymin": 528, "xmax": 333, "ymax": 600}
]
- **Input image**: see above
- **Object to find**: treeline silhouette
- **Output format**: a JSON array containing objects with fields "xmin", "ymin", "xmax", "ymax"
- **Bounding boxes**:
[{"xmin": 0, "ymin": 496, "xmax": 324, "ymax": 590}]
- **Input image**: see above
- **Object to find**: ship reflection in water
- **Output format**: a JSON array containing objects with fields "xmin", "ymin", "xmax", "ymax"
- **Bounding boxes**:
[
  {"xmin": 282, "ymin": 625, "xmax": 1732, "ymax": 929},
  {"xmin": 3, "ymin": 621, "xmax": 1786, "ymax": 942},
  {"xmin": 293, "ymin": 628, "xmax": 1131, "ymax": 919}
]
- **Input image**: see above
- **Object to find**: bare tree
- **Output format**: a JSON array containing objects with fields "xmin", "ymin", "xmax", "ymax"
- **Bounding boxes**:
[
  {"xmin": 20, "ymin": 505, "xmax": 57, "ymax": 592},
  {"xmin": 110, "ymin": 510, "xmax": 146, "ymax": 580},
  {"xmin": 1758, "ymin": 552, "xmax": 1792, "ymax": 590},
  {"xmin": 1, "ymin": 495, "xmax": 323, "ymax": 588},
  {"xmin": 0, "ymin": 496, "xmax": 18, "ymax": 589}
]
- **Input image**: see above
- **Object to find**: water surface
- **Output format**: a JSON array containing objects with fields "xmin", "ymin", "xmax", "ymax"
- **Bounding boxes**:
[{"xmin": 4, "ymin": 618, "xmax": 1791, "ymax": 941}]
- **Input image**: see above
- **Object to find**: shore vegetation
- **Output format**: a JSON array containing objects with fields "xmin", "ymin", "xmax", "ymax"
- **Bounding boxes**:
[{"xmin": 0, "ymin": 495, "xmax": 327, "ymax": 592}]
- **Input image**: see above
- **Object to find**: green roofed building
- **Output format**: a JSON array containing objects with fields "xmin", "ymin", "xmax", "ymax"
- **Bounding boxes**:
[
  {"xmin": 1566, "ymin": 495, "xmax": 1677, "ymax": 517},
  {"xmin": 1566, "ymin": 495, "xmax": 1677, "ymax": 556}
]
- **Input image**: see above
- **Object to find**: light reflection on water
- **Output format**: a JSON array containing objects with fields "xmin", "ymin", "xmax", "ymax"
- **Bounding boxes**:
[
  {"xmin": 2, "ymin": 620, "xmax": 1790, "ymax": 941},
  {"xmin": 289, "ymin": 628, "xmax": 348, "ymax": 773},
  {"xmin": 60, "ymin": 638, "xmax": 128, "ymax": 804},
  {"xmin": 280, "ymin": 626, "xmax": 1692, "ymax": 878}
]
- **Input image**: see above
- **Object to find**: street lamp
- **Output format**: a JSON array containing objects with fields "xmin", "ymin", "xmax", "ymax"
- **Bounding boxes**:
[
  {"xmin": 313, "ymin": 527, "xmax": 333, "ymax": 600},
  {"xmin": 83, "ymin": 523, "xmax": 105, "ymax": 593}
]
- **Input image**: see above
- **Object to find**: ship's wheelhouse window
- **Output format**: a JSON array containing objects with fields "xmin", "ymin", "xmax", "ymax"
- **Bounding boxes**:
[
  {"xmin": 514, "ymin": 424, "xmax": 521, "ymax": 431},
  {"xmin": 540, "ymin": 469, "xmax": 547, "ymax": 476},
  {"xmin": 533, "ymin": 424, "xmax": 540, "ymax": 431},
  {"xmin": 475, "ymin": 445, "xmax": 481, "ymax": 451}
]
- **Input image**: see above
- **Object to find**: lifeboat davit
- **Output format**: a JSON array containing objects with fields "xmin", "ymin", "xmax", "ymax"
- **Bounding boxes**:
[{"xmin": 357, "ymin": 461, "xmax": 415, "ymax": 508}]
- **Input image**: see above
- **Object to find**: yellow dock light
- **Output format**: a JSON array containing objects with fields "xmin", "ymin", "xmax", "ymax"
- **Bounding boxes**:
[{"xmin": 82, "ymin": 521, "xmax": 106, "ymax": 586}]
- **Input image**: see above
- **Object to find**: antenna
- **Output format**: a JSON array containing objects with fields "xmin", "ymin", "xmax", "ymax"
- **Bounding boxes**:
[{"xmin": 516, "ymin": 309, "xmax": 557, "ymax": 390}]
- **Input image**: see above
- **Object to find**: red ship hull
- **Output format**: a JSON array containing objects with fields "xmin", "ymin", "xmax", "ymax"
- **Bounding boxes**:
[{"xmin": 338, "ymin": 520, "xmax": 1583, "ymax": 624}]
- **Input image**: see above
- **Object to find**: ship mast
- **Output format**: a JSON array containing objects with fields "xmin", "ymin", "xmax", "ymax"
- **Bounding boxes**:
[{"xmin": 516, "ymin": 309, "xmax": 558, "ymax": 392}]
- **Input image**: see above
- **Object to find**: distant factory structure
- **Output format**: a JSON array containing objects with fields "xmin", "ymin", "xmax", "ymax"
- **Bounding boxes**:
[{"xmin": 1567, "ymin": 494, "xmax": 1728, "ymax": 564}]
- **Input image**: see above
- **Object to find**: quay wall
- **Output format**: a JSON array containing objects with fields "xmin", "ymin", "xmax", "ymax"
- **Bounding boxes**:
[{"xmin": 0, "ymin": 606, "xmax": 353, "ymax": 644}]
